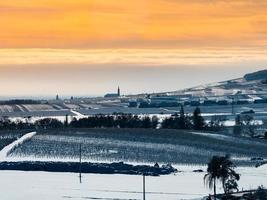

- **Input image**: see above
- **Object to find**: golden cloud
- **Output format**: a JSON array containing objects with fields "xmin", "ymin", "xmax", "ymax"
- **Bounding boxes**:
[{"xmin": 0, "ymin": 0, "xmax": 266, "ymax": 48}]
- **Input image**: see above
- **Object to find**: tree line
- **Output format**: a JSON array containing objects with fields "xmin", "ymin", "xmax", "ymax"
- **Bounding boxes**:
[
  {"xmin": 0, "ymin": 118, "xmax": 63, "ymax": 130},
  {"xmin": 70, "ymin": 114, "xmax": 158, "ymax": 129},
  {"xmin": 0, "ymin": 107, "xmax": 225, "ymax": 131},
  {"xmin": 0, "ymin": 114, "xmax": 159, "ymax": 130},
  {"xmin": 161, "ymin": 106, "xmax": 224, "ymax": 131}
]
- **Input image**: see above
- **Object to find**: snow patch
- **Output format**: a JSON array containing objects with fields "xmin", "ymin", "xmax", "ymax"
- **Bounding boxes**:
[
  {"xmin": 190, "ymin": 131, "xmax": 232, "ymax": 140},
  {"xmin": 70, "ymin": 109, "xmax": 87, "ymax": 118},
  {"xmin": 0, "ymin": 131, "xmax": 36, "ymax": 161}
]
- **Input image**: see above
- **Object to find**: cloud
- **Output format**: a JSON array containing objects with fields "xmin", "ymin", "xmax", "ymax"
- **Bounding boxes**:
[
  {"xmin": 0, "ymin": 48, "xmax": 266, "ymax": 66},
  {"xmin": 0, "ymin": 0, "xmax": 266, "ymax": 48}
]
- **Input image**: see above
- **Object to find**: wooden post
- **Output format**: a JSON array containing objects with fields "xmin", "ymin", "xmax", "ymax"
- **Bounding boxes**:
[
  {"xmin": 143, "ymin": 174, "xmax": 146, "ymax": 200},
  {"xmin": 79, "ymin": 143, "xmax": 82, "ymax": 183}
]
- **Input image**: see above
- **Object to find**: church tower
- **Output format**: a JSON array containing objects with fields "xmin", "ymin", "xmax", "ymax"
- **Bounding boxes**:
[{"xmin": 117, "ymin": 86, "xmax": 120, "ymax": 96}]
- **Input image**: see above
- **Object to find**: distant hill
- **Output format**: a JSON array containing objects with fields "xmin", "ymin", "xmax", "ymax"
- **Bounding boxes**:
[
  {"xmin": 244, "ymin": 69, "xmax": 267, "ymax": 81},
  {"xmin": 143, "ymin": 68, "xmax": 267, "ymax": 97},
  {"xmin": 124, "ymin": 69, "xmax": 267, "ymax": 98}
]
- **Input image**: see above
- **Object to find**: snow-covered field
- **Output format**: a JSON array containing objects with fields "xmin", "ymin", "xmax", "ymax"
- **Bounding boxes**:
[
  {"xmin": 0, "ymin": 104, "xmax": 56, "ymax": 113},
  {"xmin": 0, "ymin": 165, "xmax": 266, "ymax": 200},
  {"xmin": 0, "ymin": 129, "xmax": 266, "ymax": 199},
  {"xmin": 6, "ymin": 129, "xmax": 267, "ymax": 166}
]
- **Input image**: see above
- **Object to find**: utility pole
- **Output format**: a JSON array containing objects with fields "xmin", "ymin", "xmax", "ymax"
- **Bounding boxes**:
[
  {"xmin": 79, "ymin": 143, "xmax": 82, "ymax": 183},
  {"xmin": 143, "ymin": 174, "xmax": 146, "ymax": 200}
]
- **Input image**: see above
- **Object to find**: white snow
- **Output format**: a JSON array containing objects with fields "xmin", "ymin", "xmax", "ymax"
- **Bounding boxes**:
[
  {"xmin": 0, "ymin": 130, "xmax": 266, "ymax": 199},
  {"xmin": 0, "ymin": 131, "xmax": 36, "ymax": 161},
  {"xmin": 70, "ymin": 109, "xmax": 87, "ymax": 118},
  {"xmin": 190, "ymin": 131, "xmax": 233, "ymax": 141},
  {"xmin": 0, "ymin": 166, "xmax": 266, "ymax": 200},
  {"xmin": 9, "ymin": 116, "xmax": 68, "ymax": 123},
  {"xmin": 257, "ymin": 162, "xmax": 267, "ymax": 172},
  {"xmin": 223, "ymin": 120, "xmax": 263, "ymax": 127}
]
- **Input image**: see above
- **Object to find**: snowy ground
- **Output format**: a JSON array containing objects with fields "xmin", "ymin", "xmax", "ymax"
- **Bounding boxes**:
[
  {"xmin": 0, "ymin": 130, "xmax": 266, "ymax": 199},
  {"xmin": 0, "ymin": 165, "xmax": 266, "ymax": 200}
]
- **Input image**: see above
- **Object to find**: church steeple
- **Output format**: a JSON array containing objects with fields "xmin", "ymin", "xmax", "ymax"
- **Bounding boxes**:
[{"xmin": 117, "ymin": 86, "xmax": 120, "ymax": 96}]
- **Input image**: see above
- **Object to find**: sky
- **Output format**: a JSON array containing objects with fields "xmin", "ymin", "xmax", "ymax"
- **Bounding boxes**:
[{"xmin": 0, "ymin": 0, "xmax": 267, "ymax": 97}]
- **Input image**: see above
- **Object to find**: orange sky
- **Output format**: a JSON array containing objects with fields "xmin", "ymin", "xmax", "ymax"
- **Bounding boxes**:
[
  {"xmin": 0, "ymin": 0, "xmax": 267, "ymax": 96},
  {"xmin": 1, "ymin": 0, "xmax": 267, "ymax": 48}
]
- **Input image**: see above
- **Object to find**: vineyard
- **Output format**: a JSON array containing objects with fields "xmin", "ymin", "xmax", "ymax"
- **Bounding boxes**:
[{"xmin": 7, "ymin": 128, "xmax": 267, "ymax": 166}]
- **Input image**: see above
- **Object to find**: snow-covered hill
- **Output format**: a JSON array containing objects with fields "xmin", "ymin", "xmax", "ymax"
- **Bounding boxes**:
[{"xmin": 151, "ymin": 69, "xmax": 267, "ymax": 98}]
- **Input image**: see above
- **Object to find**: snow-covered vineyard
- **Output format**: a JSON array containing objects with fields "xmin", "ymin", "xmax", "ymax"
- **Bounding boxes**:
[
  {"xmin": 4, "ymin": 129, "xmax": 267, "ymax": 166},
  {"xmin": 0, "ymin": 129, "xmax": 266, "ymax": 199}
]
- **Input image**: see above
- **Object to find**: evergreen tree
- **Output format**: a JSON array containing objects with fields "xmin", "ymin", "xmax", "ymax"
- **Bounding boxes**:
[
  {"xmin": 64, "ymin": 114, "xmax": 69, "ymax": 128},
  {"xmin": 151, "ymin": 116, "xmax": 159, "ymax": 128},
  {"xmin": 233, "ymin": 114, "xmax": 242, "ymax": 135},
  {"xmin": 141, "ymin": 116, "xmax": 152, "ymax": 128},
  {"xmin": 193, "ymin": 107, "xmax": 205, "ymax": 130},
  {"xmin": 178, "ymin": 105, "xmax": 186, "ymax": 129}
]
